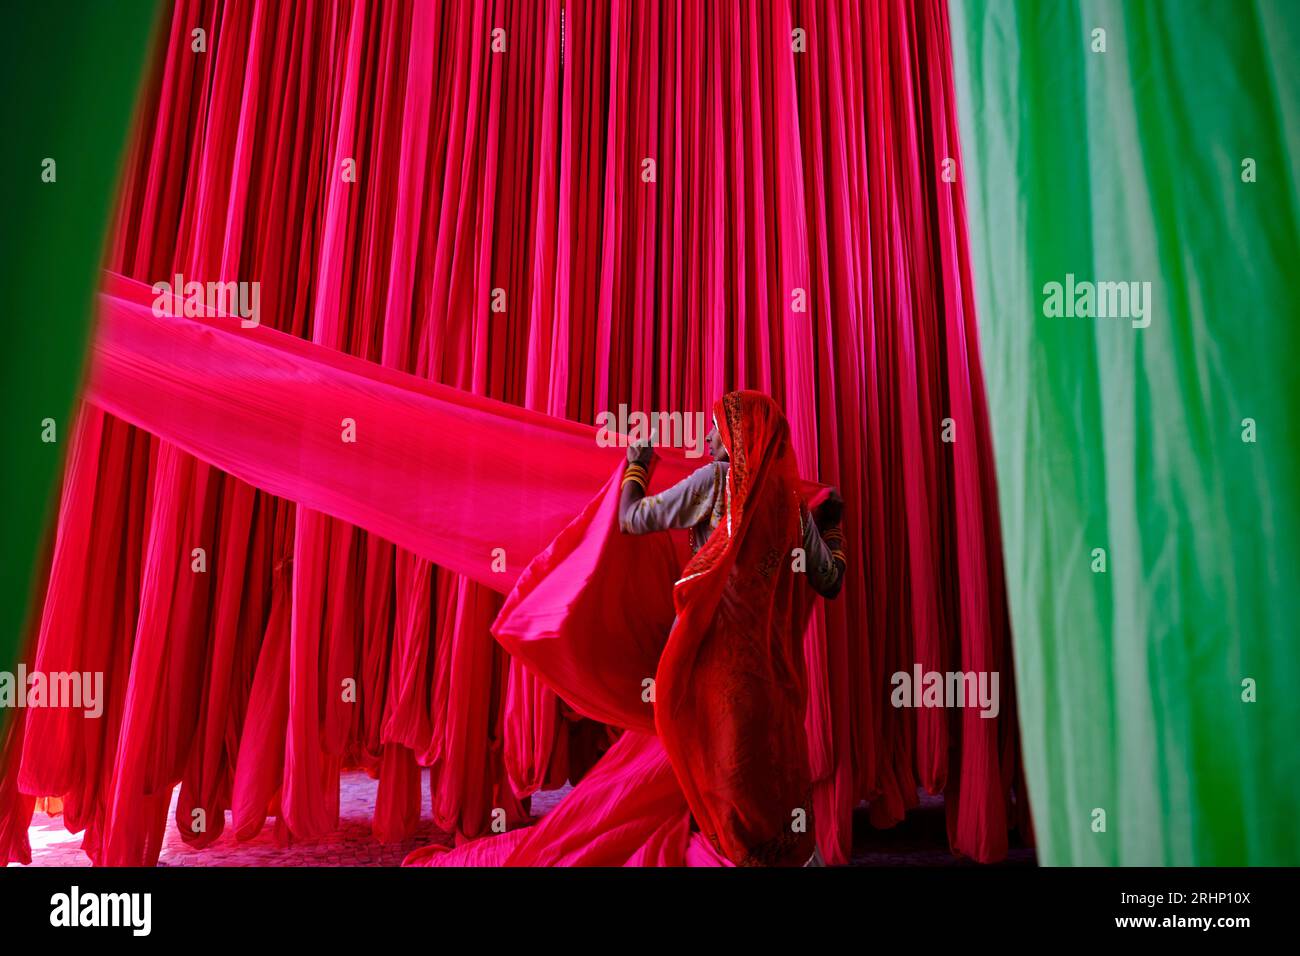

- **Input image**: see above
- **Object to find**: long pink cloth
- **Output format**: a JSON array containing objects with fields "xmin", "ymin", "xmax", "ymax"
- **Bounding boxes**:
[{"xmin": 89, "ymin": 272, "xmax": 706, "ymax": 594}]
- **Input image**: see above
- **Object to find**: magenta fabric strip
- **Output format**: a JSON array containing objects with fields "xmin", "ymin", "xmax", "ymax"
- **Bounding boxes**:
[{"xmin": 88, "ymin": 272, "xmax": 702, "ymax": 594}]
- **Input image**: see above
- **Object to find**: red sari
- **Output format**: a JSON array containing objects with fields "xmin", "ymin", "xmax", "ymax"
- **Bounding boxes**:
[
  {"xmin": 405, "ymin": 390, "xmax": 821, "ymax": 867},
  {"xmin": 656, "ymin": 391, "xmax": 818, "ymax": 865}
]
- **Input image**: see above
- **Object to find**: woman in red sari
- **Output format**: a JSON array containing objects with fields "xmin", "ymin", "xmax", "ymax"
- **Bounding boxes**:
[
  {"xmin": 621, "ymin": 390, "xmax": 845, "ymax": 865},
  {"xmin": 404, "ymin": 390, "xmax": 845, "ymax": 867}
]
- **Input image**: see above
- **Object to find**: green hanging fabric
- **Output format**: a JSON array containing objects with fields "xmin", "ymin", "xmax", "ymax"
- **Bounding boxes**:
[
  {"xmin": 0, "ymin": 3, "xmax": 157, "ymax": 681},
  {"xmin": 948, "ymin": 0, "xmax": 1300, "ymax": 864}
]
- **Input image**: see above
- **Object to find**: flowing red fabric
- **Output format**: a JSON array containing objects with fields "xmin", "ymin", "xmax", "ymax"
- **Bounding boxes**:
[
  {"xmin": 410, "ymin": 391, "xmax": 819, "ymax": 866},
  {"xmin": 1, "ymin": 0, "xmax": 1025, "ymax": 867},
  {"xmin": 403, "ymin": 732, "xmax": 732, "ymax": 867},
  {"xmin": 656, "ymin": 392, "xmax": 820, "ymax": 865}
]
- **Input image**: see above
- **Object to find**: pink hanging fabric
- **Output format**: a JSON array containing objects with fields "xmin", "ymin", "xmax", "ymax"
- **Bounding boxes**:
[{"xmin": 1, "ymin": 0, "xmax": 1026, "ymax": 868}]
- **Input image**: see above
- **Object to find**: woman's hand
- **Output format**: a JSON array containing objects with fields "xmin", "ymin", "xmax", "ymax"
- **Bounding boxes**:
[
  {"xmin": 620, "ymin": 439, "xmax": 654, "ymax": 534},
  {"xmin": 814, "ymin": 487, "xmax": 844, "ymax": 530},
  {"xmin": 626, "ymin": 437, "xmax": 655, "ymax": 466}
]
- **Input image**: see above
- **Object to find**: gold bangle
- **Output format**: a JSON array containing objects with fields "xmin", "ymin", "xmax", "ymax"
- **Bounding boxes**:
[{"xmin": 622, "ymin": 473, "xmax": 647, "ymax": 492}]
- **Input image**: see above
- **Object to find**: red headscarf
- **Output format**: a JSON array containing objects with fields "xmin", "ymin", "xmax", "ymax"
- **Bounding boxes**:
[{"xmin": 654, "ymin": 390, "xmax": 817, "ymax": 866}]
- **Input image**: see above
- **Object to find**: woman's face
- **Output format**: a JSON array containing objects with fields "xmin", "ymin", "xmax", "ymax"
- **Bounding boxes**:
[{"xmin": 706, "ymin": 419, "xmax": 729, "ymax": 462}]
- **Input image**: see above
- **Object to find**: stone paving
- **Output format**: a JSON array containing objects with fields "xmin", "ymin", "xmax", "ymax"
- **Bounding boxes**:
[{"xmin": 12, "ymin": 771, "xmax": 1035, "ymax": 867}]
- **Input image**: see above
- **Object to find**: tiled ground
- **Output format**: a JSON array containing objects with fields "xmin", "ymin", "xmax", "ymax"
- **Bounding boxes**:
[{"xmin": 13, "ymin": 771, "xmax": 1035, "ymax": 867}]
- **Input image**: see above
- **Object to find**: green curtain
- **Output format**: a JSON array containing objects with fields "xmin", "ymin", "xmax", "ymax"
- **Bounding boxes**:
[
  {"xmin": 949, "ymin": 0, "xmax": 1300, "ymax": 864},
  {"xmin": 0, "ymin": 4, "xmax": 157, "ymax": 680}
]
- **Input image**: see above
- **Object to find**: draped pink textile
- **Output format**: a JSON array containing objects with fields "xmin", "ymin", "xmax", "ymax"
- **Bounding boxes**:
[
  {"xmin": 403, "ymin": 732, "xmax": 734, "ymax": 867},
  {"xmin": 88, "ymin": 272, "xmax": 710, "ymax": 596},
  {"xmin": 393, "ymin": 448, "xmax": 729, "ymax": 866},
  {"xmin": 0, "ymin": 0, "xmax": 1025, "ymax": 867}
]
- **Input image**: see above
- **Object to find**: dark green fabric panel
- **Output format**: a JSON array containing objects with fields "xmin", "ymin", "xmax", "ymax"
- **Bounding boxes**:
[
  {"xmin": 949, "ymin": 0, "xmax": 1299, "ymax": 864},
  {"xmin": 0, "ymin": 5, "xmax": 157, "ymax": 678}
]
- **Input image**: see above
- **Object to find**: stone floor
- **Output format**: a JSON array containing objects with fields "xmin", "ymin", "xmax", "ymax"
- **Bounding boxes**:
[{"xmin": 13, "ymin": 771, "xmax": 1035, "ymax": 867}]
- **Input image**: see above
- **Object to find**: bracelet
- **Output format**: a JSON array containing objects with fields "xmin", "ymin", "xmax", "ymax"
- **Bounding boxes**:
[{"xmin": 622, "ymin": 464, "xmax": 648, "ymax": 491}]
